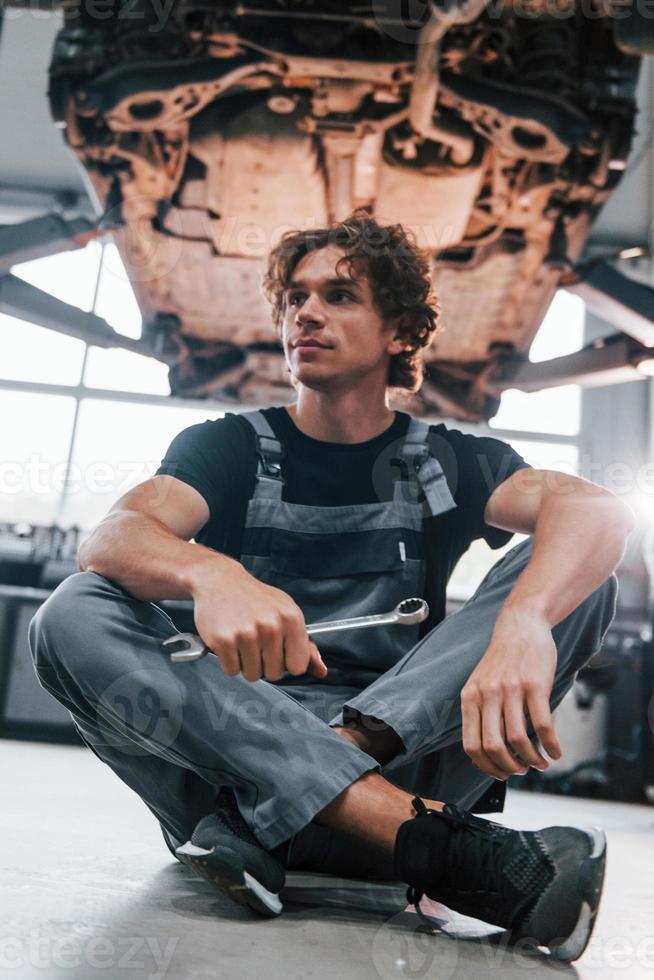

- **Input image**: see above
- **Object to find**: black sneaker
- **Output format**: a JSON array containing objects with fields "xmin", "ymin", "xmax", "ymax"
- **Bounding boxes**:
[
  {"xmin": 175, "ymin": 787, "xmax": 286, "ymax": 917},
  {"xmin": 393, "ymin": 797, "xmax": 606, "ymax": 962}
]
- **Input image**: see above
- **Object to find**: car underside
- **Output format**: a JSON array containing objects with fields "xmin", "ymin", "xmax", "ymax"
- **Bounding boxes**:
[{"xmin": 4, "ymin": 0, "xmax": 653, "ymax": 419}]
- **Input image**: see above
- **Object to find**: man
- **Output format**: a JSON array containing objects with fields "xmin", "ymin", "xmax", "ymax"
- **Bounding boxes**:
[{"xmin": 29, "ymin": 212, "xmax": 632, "ymax": 961}]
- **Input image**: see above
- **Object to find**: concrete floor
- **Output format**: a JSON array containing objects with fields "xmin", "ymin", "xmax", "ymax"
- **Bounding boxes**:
[{"xmin": 1, "ymin": 739, "xmax": 653, "ymax": 980}]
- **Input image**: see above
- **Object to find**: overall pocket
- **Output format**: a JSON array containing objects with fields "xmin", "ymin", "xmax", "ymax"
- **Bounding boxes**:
[
  {"xmin": 269, "ymin": 526, "xmax": 410, "ymax": 578},
  {"xmin": 268, "ymin": 526, "xmax": 426, "ymax": 675}
]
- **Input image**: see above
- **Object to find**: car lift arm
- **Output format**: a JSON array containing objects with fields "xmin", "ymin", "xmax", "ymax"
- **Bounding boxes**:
[
  {"xmin": 0, "ymin": 273, "xmax": 165, "ymax": 360},
  {"xmin": 0, "ymin": 213, "xmax": 101, "ymax": 273}
]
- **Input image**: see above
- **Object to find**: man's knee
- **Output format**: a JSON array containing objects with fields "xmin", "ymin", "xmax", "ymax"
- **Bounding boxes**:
[
  {"xmin": 556, "ymin": 573, "xmax": 619, "ymax": 679},
  {"xmin": 28, "ymin": 571, "xmax": 120, "ymax": 672}
]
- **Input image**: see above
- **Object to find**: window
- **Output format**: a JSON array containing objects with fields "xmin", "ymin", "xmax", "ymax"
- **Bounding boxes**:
[
  {"xmin": 1, "ymin": 241, "xmax": 104, "ymax": 386},
  {"xmin": 509, "ymin": 440, "xmax": 579, "ymax": 474},
  {"xmin": 0, "ymin": 241, "xmax": 209, "ymax": 529},
  {"xmin": 57, "ymin": 399, "xmax": 221, "ymax": 530},
  {"xmin": 13, "ymin": 242, "xmax": 103, "ymax": 311},
  {"xmin": 0, "ymin": 313, "xmax": 86, "ymax": 386},
  {"xmin": 0, "ymin": 391, "xmax": 77, "ymax": 525},
  {"xmin": 490, "ymin": 385, "xmax": 580, "ymax": 437},
  {"xmin": 529, "ymin": 291, "xmax": 585, "ymax": 362},
  {"xmin": 82, "ymin": 348, "xmax": 171, "ymax": 395},
  {"xmin": 489, "ymin": 290, "xmax": 584, "ymax": 437},
  {"xmin": 93, "ymin": 243, "xmax": 143, "ymax": 339},
  {"xmin": 447, "ymin": 291, "xmax": 585, "ymax": 602}
]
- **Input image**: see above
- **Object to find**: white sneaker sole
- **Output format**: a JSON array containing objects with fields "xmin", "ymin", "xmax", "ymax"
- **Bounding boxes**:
[
  {"xmin": 175, "ymin": 841, "xmax": 283, "ymax": 917},
  {"xmin": 548, "ymin": 826, "xmax": 607, "ymax": 963}
]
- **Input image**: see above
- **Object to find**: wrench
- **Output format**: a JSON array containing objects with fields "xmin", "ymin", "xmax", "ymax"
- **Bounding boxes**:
[{"xmin": 162, "ymin": 597, "xmax": 429, "ymax": 663}]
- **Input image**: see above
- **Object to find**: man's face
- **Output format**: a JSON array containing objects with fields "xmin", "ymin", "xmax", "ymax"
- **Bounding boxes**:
[{"xmin": 281, "ymin": 246, "xmax": 403, "ymax": 392}]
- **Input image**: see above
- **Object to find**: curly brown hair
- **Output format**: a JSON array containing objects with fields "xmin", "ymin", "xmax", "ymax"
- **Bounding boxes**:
[{"xmin": 261, "ymin": 209, "xmax": 441, "ymax": 392}]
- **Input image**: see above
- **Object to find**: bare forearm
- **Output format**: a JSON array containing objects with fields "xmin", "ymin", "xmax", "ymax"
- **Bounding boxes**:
[
  {"xmin": 500, "ymin": 491, "xmax": 634, "ymax": 628},
  {"xmin": 77, "ymin": 510, "xmax": 239, "ymax": 602}
]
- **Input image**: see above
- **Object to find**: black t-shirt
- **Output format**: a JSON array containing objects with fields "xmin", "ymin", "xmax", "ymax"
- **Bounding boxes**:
[{"xmin": 156, "ymin": 407, "xmax": 531, "ymax": 631}]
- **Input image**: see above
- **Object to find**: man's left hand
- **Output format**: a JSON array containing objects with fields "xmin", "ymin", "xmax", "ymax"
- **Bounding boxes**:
[{"xmin": 460, "ymin": 605, "xmax": 562, "ymax": 780}]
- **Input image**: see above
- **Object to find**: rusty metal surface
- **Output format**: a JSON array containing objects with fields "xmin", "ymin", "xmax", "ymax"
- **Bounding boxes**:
[{"xmin": 45, "ymin": 1, "xmax": 645, "ymax": 419}]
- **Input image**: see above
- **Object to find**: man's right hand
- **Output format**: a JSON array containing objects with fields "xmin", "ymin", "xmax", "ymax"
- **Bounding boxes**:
[
  {"xmin": 191, "ymin": 560, "xmax": 328, "ymax": 683},
  {"xmin": 80, "ymin": 473, "xmax": 327, "ymax": 683}
]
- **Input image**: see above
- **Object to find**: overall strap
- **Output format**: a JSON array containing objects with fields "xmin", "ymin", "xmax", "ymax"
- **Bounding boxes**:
[
  {"xmin": 392, "ymin": 418, "xmax": 457, "ymax": 517},
  {"xmin": 239, "ymin": 410, "xmax": 284, "ymax": 501}
]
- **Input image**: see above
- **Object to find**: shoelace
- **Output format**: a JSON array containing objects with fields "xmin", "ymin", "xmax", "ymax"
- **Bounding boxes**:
[
  {"xmin": 406, "ymin": 883, "xmax": 453, "ymax": 933},
  {"xmin": 447, "ymin": 821, "xmax": 508, "ymax": 899},
  {"xmin": 405, "ymin": 797, "xmax": 509, "ymax": 930},
  {"xmin": 405, "ymin": 798, "xmax": 446, "ymax": 930}
]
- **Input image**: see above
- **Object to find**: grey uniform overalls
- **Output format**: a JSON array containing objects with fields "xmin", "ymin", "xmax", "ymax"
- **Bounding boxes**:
[
  {"xmin": 239, "ymin": 410, "xmax": 456, "ymax": 692},
  {"xmin": 28, "ymin": 410, "xmax": 619, "ymax": 856}
]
